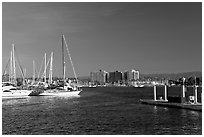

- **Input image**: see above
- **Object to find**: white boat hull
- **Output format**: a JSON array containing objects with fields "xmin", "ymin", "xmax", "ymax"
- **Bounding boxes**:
[
  {"xmin": 133, "ymin": 85, "xmax": 144, "ymax": 88},
  {"xmin": 39, "ymin": 90, "xmax": 81, "ymax": 97},
  {"xmin": 2, "ymin": 90, "xmax": 33, "ymax": 98}
]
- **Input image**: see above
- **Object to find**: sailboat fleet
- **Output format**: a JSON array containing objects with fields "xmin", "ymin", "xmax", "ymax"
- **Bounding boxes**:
[
  {"xmin": 2, "ymin": 44, "xmax": 33, "ymax": 97},
  {"xmin": 2, "ymin": 35, "xmax": 81, "ymax": 97}
]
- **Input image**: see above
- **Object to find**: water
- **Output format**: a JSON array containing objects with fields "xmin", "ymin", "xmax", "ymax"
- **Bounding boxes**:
[{"xmin": 2, "ymin": 86, "xmax": 202, "ymax": 135}]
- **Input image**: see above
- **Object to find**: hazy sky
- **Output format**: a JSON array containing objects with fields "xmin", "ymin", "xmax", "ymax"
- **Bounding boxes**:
[{"xmin": 2, "ymin": 2, "xmax": 202, "ymax": 77}]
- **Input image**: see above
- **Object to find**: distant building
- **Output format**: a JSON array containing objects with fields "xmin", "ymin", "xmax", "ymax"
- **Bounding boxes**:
[
  {"xmin": 123, "ymin": 71, "xmax": 128, "ymax": 81},
  {"xmin": 98, "ymin": 69, "xmax": 108, "ymax": 85},
  {"xmin": 109, "ymin": 71, "xmax": 123, "ymax": 83},
  {"xmin": 115, "ymin": 71, "xmax": 123, "ymax": 82},
  {"xmin": 91, "ymin": 69, "xmax": 139, "ymax": 85},
  {"xmin": 125, "ymin": 69, "xmax": 139, "ymax": 81},
  {"xmin": 90, "ymin": 69, "xmax": 108, "ymax": 85},
  {"xmin": 109, "ymin": 72, "xmax": 115, "ymax": 83}
]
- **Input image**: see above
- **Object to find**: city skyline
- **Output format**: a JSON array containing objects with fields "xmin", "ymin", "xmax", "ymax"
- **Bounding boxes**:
[{"xmin": 2, "ymin": 2, "xmax": 202, "ymax": 77}]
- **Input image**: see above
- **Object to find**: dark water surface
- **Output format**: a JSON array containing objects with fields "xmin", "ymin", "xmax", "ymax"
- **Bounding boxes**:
[{"xmin": 2, "ymin": 87, "xmax": 202, "ymax": 135}]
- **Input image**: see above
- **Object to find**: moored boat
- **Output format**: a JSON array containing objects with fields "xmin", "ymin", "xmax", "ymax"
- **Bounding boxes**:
[
  {"xmin": 38, "ymin": 34, "xmax": 81, "ymax": 96},
  {"xmin": 39, "ymin": 89, "xmax": 81, "ymax": 96},
  {"xmin": 2, "ymin": 45, "xmax": 36, "ymax": 98},
  {"xmin": 133, "ymin": 84, "xmax": 144, "ymax": 88},
  {"xmin": 2, "ymin": 89, "xmax": 33, "ymax": 98}
]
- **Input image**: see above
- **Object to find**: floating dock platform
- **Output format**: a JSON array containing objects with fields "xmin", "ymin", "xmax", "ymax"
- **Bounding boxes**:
[{"xmin": 140, "ymin": 99, "xmax": 202, "ymax": 111}]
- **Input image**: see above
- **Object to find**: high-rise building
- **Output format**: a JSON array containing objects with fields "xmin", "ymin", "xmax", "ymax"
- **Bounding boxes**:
[
  {"xmin": 125, "ymin": 69, "xmax": 139, "ymax": 81},
  {"xmin": 108, "ymin": 72, "xmax": 115, "ymax": 83},
  {"xmin": 108, "ymin": 71, "xmax": 123, "ymax": 83},
  {"xmin": 90, "ymin": 69, "xmax": 108, "ymax": 85},
  {"xmin": 123, "ymin": 71, "xmax": 128, "ymax": 81},
  {"xmin": 91, "ymin": 69, "xmax": 139, "ymax": 85},
  {"xmin": 98, "ymin": 69, "xmax": 108, "ymax": 84},
  {"xmin": 115, "ymin": 71, "xmax": 123, "ymax": 82}
]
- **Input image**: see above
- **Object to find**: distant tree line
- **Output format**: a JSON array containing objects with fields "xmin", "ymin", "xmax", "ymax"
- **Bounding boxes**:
[{"xmin": 140, "ymin": 71, "xmax": 202, "ymax": 81}]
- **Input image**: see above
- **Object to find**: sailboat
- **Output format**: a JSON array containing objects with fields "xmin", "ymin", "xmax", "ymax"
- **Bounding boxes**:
[
  {"xmin": 39, "ymin": 34, "xmax": 81, "ymax": 96},
  {"xmin": 2, "ymin": 44, "xmax": 34, "ymax": 98}
]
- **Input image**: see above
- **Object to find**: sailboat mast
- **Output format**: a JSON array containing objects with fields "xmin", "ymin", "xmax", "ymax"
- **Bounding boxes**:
[
  {"xmin": 44, "ymin": 53, "xmax": 46, "ymax": 83},
  {"xmin": 62, "ymin": 34, "xmax": 65, "ymax": 83},
  {"xmin": 64, "ymin": 65, "xmax": 66, "ymax": 83},
  {"xmin": 12, "ymin": 44, "xmax": 16, "ymax": 85},
  {"xmin": 49, "ymin": 52, "xmax": 53, "ymax": 84},
  {"xmin": 33, "ymin": 60, "xmax": 35, "ymax": 84},
  {"xmin": 51, "ymin": 52, "xmax": 53, "ymax": 84},
  {"xmin": 10, "ymin": 51, "xmax": 13, "ymax": 83},
  {"xmin": 63, "ymin": 35, "xmax": 80, "ymax": 88},
  {"xmin": 24, "ymin": 68, "xmax": 26, "ymax": 85}
]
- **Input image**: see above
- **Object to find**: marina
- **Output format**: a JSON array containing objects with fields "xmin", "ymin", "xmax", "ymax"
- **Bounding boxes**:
[
  {"xmin": 2, "ymin": 40, "xmax": 202, "ymax": 134},
  {"xmin": 2, "ymin": 34, "xmax": 81, "ymax": 97},
  {"xmin": 2, "ymin": 2, "xmax": 202, "ymax": 135}
]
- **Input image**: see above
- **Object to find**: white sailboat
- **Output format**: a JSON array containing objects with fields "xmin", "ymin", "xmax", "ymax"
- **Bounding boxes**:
[
  {"xmin": 40, "ymin": 35, "xmax": 81, "ymax": 96},
  {"xmin": 2, "ymin": 44, "xmax": 33, "ymax": 98}
]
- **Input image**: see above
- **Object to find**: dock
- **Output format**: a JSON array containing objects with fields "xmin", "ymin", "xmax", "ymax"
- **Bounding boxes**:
[
  {"xmin": 140, "ymin": 82, "xmax": 202, "ymax": 111},
  {"xmin": 140, "ymin": 99, "xmax": 202, "ymax": 111}
]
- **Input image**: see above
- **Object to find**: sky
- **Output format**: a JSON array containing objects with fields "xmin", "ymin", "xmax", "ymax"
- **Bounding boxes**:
[{"xmin": 2, "ymin": 2, "xmax": 202, "ymax": 78}]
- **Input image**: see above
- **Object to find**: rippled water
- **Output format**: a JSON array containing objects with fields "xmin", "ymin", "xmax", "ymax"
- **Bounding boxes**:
[{"xmin": 2, "ymin": 86, "xmax": 202, "ymax": 135}]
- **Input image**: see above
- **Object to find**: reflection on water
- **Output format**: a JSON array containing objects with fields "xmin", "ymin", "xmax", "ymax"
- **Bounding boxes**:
[
  {"xmin": 2, "ymin": 87, "xmax": 202, "ymax": 135},
  {"xmin": 153, "ymin": 106, "xmax": 158, "ymax": 113},
  {"xmin": 2, "ymin": 97, "xmax": 28, "ymax": 104}
]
